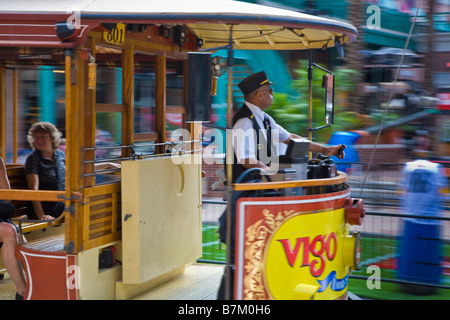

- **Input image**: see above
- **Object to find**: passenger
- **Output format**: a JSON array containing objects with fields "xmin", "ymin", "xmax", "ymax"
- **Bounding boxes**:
[
  {"xmin": 25, "ymin": 122, "xmax": 121, "ymax": 221},
  {"xmin": 0, "ymin": 156, "xmax": 27, "ymax": 300}
]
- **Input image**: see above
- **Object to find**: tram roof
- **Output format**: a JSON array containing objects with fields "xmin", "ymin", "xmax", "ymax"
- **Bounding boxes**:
[{"xmin": 0, "ymin": 0, "xmax": 357, "ymax": 50}]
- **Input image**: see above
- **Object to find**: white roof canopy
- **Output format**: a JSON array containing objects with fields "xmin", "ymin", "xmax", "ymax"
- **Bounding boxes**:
[{"xmin": 0, "ymin": 0, "xmax": 357, "ymax": 50}]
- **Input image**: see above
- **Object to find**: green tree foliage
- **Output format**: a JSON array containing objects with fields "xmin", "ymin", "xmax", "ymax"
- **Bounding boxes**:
[{"xmin": 265, "ymin": 61, "xmax": 366, "ymax": 143}]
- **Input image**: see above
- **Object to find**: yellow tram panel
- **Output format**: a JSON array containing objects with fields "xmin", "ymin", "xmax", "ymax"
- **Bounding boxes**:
[
  {"xmin": 235, "ymin": 188, "xmax": 362, "ymax": 300},
  {"xmin": 120, "ymin": 155, "xmax": 202, "ymax": 286}
]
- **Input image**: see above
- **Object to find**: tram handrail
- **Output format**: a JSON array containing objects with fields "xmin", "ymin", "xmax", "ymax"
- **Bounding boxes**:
[
  {"xmin": 82, "ymin": 168, "xmax": 122, "ymax": 177},
  {"xmin": 17, "ymin": 213, "xmax": 66, "ymax": 245},
  {"xmin": 82, "ymin": 144, "xmax": 133, "ymax": 151},
  {"xmin": 233, "ymin": 171, "xmax": 347, "ymax": 191},
  {"xmin": 0, "ymin": 189, "xmax": 82, "ymax": 202}
]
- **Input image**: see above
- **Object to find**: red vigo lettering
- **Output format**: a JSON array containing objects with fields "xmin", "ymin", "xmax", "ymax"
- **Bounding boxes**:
[{"xmin": 277, "ymin": 232, "xmax": 338, "ymax": 277}]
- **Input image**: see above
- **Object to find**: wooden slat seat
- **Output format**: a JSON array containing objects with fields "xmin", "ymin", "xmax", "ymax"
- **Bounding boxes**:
[
  {"xmin": 20, "ymin": 233, "xmax": 65, "ymax": 252},
  {"xmin": 5, "ymin": 165, "xmax": 28, "ymax": 216}
]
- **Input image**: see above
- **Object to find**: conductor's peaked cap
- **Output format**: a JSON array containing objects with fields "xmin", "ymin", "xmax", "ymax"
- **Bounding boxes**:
[{"xmin": 238, "ymin": 71, "xmax": 274, "ymax": 95}]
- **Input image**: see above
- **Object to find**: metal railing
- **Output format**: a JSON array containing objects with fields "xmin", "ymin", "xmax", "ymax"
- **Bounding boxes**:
[
  {"xmin": 199, "ymin": 161, "xmax": 450, "ymax": 295},
  {"xmin": 350, "ymin": 210, "xmax": 450, "ymax": 293}
]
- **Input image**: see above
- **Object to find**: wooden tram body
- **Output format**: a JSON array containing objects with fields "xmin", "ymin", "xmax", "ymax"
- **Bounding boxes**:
[{"xmin": 0, "ymin": 0, "xmax": 363, "ymax": 300}]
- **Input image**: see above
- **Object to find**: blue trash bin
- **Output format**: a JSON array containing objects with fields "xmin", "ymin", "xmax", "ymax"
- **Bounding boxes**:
[
  {"xmin": 327, "ymin": 131, "xmax": 360, "ymax": 173},
  {"xmin": 396, "ymin": 160, "xmax": 447, "ymax": 294},
  {"xmin": 397, "ymin": 219, "xmax": 442, "ymax": 294}
]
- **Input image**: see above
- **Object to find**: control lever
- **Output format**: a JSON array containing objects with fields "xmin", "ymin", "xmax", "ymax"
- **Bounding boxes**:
[
  {"xmin": 337, "ymin": 144, "xmax": 347, "ymax": 158},
  {"xmin": 277, "ymin": 168, "xmax": 296, "ymax": 174},
  {"xmin": 317, "ymin": 153, "xmax": 330, "ymax": 160}
]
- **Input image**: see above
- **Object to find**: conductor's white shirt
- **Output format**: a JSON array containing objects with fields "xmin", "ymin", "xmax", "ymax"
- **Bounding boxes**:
[{"xmin": 232, "ymin": 102, "xmax": 290, "ymax": 163}]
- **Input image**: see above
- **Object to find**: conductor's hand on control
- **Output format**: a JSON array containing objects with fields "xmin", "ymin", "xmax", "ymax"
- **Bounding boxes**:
[{"xmin": 326, "ymin": 144, "xmax": 346, "ymax": 159}]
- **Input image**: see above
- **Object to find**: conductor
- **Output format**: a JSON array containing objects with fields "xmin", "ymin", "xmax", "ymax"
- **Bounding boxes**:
[{"xmin": 217, "ymin": 71, "xmax": 345, "ymax": 299}]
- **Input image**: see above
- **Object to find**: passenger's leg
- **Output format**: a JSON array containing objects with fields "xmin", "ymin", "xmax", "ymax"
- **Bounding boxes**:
[{"xmin": 0, "ymin": 223, "xmax": 26, "ymax": 298}]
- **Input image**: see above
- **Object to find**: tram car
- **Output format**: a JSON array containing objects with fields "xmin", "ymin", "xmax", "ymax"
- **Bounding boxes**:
[{"xmin": 0, "ymin": 0, "xmax": 364, "ymax": 300}]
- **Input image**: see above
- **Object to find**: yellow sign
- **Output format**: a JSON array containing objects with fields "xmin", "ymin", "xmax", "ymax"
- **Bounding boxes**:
[
  {"xmin": 103, "ymin": 23, "xmax": 125, "ymax": 45},
  {"xmin": 234, "ymin": 190, "xmax": 360, "ymax": 300},
  {"xmin": 265, "ymin": 209, "xmax": 349, "ymax": 300}
]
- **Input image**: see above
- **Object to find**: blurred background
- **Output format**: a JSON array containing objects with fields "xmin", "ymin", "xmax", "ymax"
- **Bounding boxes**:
[
  {"xmin": 1, "ymin": 0, "xmax": 449, "ymax": 300},
  {"xmin": 208, "ymin": 0, "xmax": 450, "ymax": 161},
  {"xmin": 200, "ymin": 0, "xmax": 450, "ymax": 300},
  {"xmin": 4, "ymin": 0, "xmax": 449, "ymax": 163}
]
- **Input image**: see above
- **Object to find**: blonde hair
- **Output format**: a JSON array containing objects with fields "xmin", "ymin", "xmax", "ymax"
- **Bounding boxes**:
[{"xmin": 27, "ymin": 122, "xmax": 62, "ymax": 151}]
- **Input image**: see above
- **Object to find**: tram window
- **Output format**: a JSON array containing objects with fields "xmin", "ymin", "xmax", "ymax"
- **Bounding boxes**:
[
  {"xmin": 4, "ymin": 66, "xmax": 66, "ymax": 163},
  {"xmin": 166, "ymin": 71, "xmax": 184, "ymax": 106},
  {"xmin": 166, "ymin": 67, "xmax": 185, "ymax": 137},
  {"xmin": 134, "ymin": 69, "xmax": 156, "ymax": 133},
  {"xmin": 96, "ymin": 112, "xmax": 122, "ymax": 158},
  {"xmin": 133, "ymin": 140, "xmax": 156, "ymax": 156},
  {"xmin": 166, "ymin": 112, "xmax": 184, "ymax": 133},
  {"xmin": 96, "ymin": 67, "xmax": 122, "ymax": 104}
]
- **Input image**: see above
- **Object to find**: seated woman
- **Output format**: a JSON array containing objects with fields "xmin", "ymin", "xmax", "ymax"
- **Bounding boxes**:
[
  {"xmin": 25, "ymin": 122, "xmax": 65, "ymax": 220},
  {"xmin": 0, "ymin": 156, "xmax": 27, "ymax": 299},
  {"xmin": 25, "ymin": 122, "xmax": 120, "ymax": 221}
]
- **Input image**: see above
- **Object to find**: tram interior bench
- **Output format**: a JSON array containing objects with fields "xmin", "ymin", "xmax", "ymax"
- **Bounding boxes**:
[
  {"xmin": 5, "ymin": 165, "xmax": 64, "ymax": 237},
  {"xmin": 0, "ymin": 165, "xmax": 66, "ymax": 278}
]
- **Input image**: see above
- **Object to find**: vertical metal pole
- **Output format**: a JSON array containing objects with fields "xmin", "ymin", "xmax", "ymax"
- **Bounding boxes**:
[
  {"xmin": 308, "ymin": 50, "xmax": 313, "ymax": 159},
  {"xmin": 0, "ymin": 65, "xmax": 5, "ymax": 159},
  {"xmin": 12, "ymin": 69, "xmax": 18, "ymax": 164},
  {"xmin": 64, "ymin": 49, "xmax": 84, "ymax": 253},
  {"xmin": 225, "ymin": 24, "xmax": 234, "ymax": 301},
  {"xmin": 64, "ymin": 49, "xmax": 74, "ymax": 253}
]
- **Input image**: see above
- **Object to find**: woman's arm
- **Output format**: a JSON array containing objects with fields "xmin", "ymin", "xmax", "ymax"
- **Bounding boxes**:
[
  {"xmin": 25, "ymin": 173, "xmax": 54, "ymax": 221},
  {"xmin": 94, "ymin": 162, "xmax": 121, "ymax": 171},
  {"xmin": 0, "ymin": 157, "xmax": 10, "ymax": 190}
]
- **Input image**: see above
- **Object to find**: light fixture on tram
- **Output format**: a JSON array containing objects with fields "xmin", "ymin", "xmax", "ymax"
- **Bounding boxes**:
[
  {"xmin": 210, "ymin": 56, "xmax": 227, "ymax": 96},
  {"xmin": 88, "ymin": 55, "xmax": 97, "ymax": 90},
  {"xmin": 56, "ymin": 21, "xmax": 80, "ymax": 41}
]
